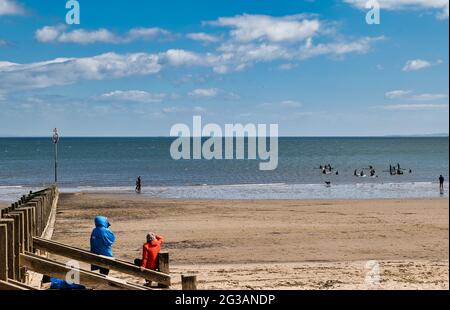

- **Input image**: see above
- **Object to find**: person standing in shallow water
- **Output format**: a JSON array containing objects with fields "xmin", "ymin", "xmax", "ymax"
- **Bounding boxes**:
[
  {"xmin": 136, "ymin": 176, "xmax": 142, "ymax": 193},
  {"xmin": 439, "ymin": 175, "xmax": 445, "ymax": 194}
]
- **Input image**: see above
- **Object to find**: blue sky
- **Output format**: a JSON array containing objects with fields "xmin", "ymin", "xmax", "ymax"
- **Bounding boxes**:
[{"xmin": 0, "ymin": 0, "xmax": 448, "ymax": 136}]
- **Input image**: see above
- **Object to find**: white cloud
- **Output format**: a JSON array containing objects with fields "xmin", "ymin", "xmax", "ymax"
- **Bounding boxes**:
[
  {"xmin": 35, "ymin": 26, "xmax": 170, "ymax": 44},
  {"xmin": 385, "ymin": 89, "xmax": 448, "ymax": 100},
  {"xmin": 59, "ymin": 29, "xmax": 118, "ymax": 44},
  {"xmin": 278, "ymin": 63, "xmax": 297, "ymax": 70},
  {"xmin": 207, "ymin": 14, "xmax": 321, "ymax": 42},
  {"xmin": 298, "ymin": 36, "xmax": 385, "ymax": 60},
  {"xmin": 2, "ymin": 11, "xmax": 386, "ymax": 92},
  {"xmin": 411, "ymin": 93, "xmax": 449, "ymax": 101},
  {"xmin": 189, "ymin": 88, "xmax": 219, "ymax": 98},
  {"xmin": 200, "ymin": 13, "xmax": 384, "ymax": 72},
  {"xmin": 35, "ymin": 26, "xmax": 63, "ymax": 42},
  {"xmin": 0, "ymin": 0, "xmax": 24, "ymax": 16},
  {"xmin": 385, "ymin": 89, "xmax": 413, "ymax": 99},
  {"xmin": 163, "ymin": 49, "xmax": 203, "ymax": 66},
  {"xmin": 193, "ymin": 106, "xmax": 208, "ymax": 113},
  {"xmin": 188, "ymin": 88, "xmax": 240, "ymax": 100},
  {"xmin": 127, "ymin": 27, "xmax": 170, "ymax": 41},
  {"xmin": 0, "ymin": 52, "xmax": 162, "ymax": 90},
  {"xmin": 211, "ymin": 36, "xmax": 384, "ymax": 73},
  {"xmin": 261, "ymin": 100, "xmax": 303, "ymax": 109},
  {"xmin": 381, "ymin": 103, "xmax": 449, "ymax": 110},
  {"xmin": 162, "ymin": 106, "xmax": 185, "ymax": 113},
  {"xmin": 187, "ymin": 32, "xmax": 220, "ymax": 42},
  {"xmin": 402, "ymin": 59, "xmax": 433, "ymax": 71},
  {"xmin": 344, "ymin": 0, "xmax": 449, "ymax": 19},
  {"xmin": 97, "ymin": 90, "xmax": 166, "ymax": 103},
  {"xmin": 280, "ymin": 100, "xmax": 303, "ymax": 108}
]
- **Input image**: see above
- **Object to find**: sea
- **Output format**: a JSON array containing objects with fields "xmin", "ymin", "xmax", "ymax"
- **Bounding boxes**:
[{"xmin": 0, "ymin": 137, "xmax": 448, "ymax": 202}]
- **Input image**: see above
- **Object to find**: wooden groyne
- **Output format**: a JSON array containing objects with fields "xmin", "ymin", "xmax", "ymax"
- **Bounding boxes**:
[
  {"xmin": 0, "ymin": 187, "xmax": 196, "ymax": 290},
  {"xmin": 0, "ymin": 186, "xmax": 58, "ymax": 289}
]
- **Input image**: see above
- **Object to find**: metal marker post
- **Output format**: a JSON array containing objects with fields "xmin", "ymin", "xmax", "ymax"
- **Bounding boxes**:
[{"xmin": 52, "ymin": 128, "xmax": 60, "ymax": 184}]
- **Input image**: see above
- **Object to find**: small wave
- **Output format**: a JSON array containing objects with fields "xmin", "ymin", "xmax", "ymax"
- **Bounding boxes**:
[{"xmin": 0, "ymin": 185, "xmax": 24, "ymax": 189}]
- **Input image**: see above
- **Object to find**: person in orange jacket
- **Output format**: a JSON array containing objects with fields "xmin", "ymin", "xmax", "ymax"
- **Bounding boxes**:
[{"xmin": 134, "ymin": 232, "xmax": 164, "ymax": 272}]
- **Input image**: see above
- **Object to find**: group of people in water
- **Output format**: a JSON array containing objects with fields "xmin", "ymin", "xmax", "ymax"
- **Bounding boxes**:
[
  {"xmin": 318, "ymin": 163, "xmax": 415, "ymax": 178},
  {"xmin": 319, "ymin": 164, "xmax": 339, "ymax": 175},
  {"xmin": 389, "ymin": 163, "xmax": 412, "ymax": 176},
  {"xmin": 354, "ymin": 165, "xmax": 377, "ymax": 178}
]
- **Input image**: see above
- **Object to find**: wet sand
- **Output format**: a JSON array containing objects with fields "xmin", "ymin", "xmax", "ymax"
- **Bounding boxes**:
[{"xmin": 51, "ymin": 193, "xmax": 449, "ymax": 289}]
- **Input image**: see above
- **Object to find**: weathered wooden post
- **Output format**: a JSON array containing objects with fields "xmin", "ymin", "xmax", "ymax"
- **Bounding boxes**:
[
  {"xmin": 25, "ymin": 206, "xmax": 35, "ymax": 242},
  {"xmin": 7, "ymin": 211, "xmax": 25, "ymax": 281},
  {"xmin": 29, "ymin": 199, "xmax": 43, "ymax": 236},
  {"xmin": 27, "ymin": 201, "xmax": 39, "ymax": 235},
  {"xmin": 0, "ymin": 224, "xmax": 8, "ymax": 281},
  {"xmin": 3, "ymin": 213, "xmax": 21, "ymax": 280},
  {"xmin": 157, "ymin": 252, "xmax": 170, "ymax": 288},
  {"xmin": 158, "ymin": 252, "xmax": 170, "ymax": 274},
  {"xmin": 14, "ymin": 209, "xmax": 30, "ymax": 252},
  {"xmin": 181, "ymin": 274, "xmax": 197, "ymax": 290},
  {"xmin": 0, "ymin": 219, "xmax": 15, "ymax": 280}
]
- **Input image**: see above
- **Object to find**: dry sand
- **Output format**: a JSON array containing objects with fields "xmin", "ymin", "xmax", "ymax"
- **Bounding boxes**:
[{"xmin": 51, "ymin": 193, "xmax": 449, "ymax": 290}]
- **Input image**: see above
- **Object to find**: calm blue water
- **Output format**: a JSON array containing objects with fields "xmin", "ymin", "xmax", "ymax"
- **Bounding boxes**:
[{"xmin": 0, "ymin": 137, "xmax": 448, "ymax": 201}]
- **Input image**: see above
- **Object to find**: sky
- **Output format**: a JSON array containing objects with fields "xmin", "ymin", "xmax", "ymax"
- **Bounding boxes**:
[{"xmin": 0, "ymin": 0, "xmax": 448, "ymax": 137}]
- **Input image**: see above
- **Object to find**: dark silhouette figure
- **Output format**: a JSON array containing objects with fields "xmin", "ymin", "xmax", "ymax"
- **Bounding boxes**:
[
  {"xmin": 439, "ymin": 175, "xmax": 445, "ymax": 194},
  {"xmin": 136, "ymin": 176, "xmax": 142, "ymax": 194}
]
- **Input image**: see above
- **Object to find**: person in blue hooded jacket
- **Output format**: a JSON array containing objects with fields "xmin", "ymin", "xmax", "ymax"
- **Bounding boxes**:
[{"xmin": 90, "ymin": 216, "xmax": 116, "ymax": 275}]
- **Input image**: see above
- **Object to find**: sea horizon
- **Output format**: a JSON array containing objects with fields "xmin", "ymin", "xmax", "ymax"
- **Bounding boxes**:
[
  {"xmin": 1, "ymin": 136, "xmax": 448, "ymax": 201},
  {"xmin": 0, "ymin": 134, "xmax": 448, "ymax": 138}
]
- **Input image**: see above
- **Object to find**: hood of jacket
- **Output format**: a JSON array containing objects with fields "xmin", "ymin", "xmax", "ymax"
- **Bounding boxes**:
[{"xmin": 94, "ymin": 216, "xmax": 109, "ymax": 228}]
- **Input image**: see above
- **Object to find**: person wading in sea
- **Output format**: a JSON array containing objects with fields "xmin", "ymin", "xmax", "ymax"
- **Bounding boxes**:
[
  {"xmin": 439, "ymin": 175, "xmax": 445, "ymax": 194},
  {"xmin": 136, "ymin": 176, "xmax": 142, "ymax": 194}
]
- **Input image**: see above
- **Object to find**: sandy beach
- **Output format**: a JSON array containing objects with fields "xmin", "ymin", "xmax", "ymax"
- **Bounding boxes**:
[{"xmin": 51, "ymin": 193, "xmax": 449, "ymax": 290}]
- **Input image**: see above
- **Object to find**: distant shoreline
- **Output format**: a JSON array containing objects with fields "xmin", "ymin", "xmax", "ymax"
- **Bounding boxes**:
[{"xmin": 0, "ymin": 135, "xmax": 448, "ymax": 138}]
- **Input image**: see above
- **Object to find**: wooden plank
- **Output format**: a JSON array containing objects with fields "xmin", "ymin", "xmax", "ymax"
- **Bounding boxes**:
[
  {"xmin": 0, "ymin": 280, "xmax": 29, "ymax": 291},
  {"xmin": 0, "ymin": 225, "xmax": 7, "ymax": 281},
  {"xmin": 7, "ymin": 279, "xmax": 39, "ymax": 290},
  {"xmin": 28, "ymin": 199, "xmax": 43, "ymax": 236},
  {"xmin": 20, "ymin": 253, "xmax": 149, "ymax": 290},
  {"xmin": 25, "ymin": 201, "xmax": 40, "ymax": 235},
  {"xmin": 7, "ymin": 211, "xmax": 25, "ymax": 252},
  {"xmin": 33, "ymin": 237, "xmax": 171, "ymax": 286},
  {"xmin": 0, "ymin": 219, "xmax": 15, "ymax": 280},
  {"xmin": 6, "ymin": 211, "xmax": 27, "ymax": 281},
  {"xmin": 17, "ymin": 207, "xmax": 33, "ymax": 251},
  {"xmin": 3, "ymin": 214, "xmax": 21, "ymax": 280}
]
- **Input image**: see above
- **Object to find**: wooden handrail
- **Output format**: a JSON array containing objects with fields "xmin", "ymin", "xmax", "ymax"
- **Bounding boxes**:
[
  {"xmin": 20, "ymin": 252, "xmax": 149, "ymax": 290},
  {"xmin": 32, "ymin": 237, "xmax": 171, "ymax": 286}
]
